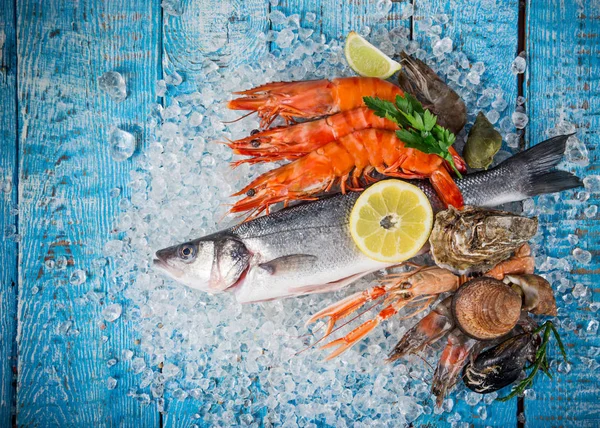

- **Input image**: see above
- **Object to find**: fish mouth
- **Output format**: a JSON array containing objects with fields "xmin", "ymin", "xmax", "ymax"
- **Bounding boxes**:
[{"xmin": 153, "ymin": 255, "xmax": 184, "ymax": 278}]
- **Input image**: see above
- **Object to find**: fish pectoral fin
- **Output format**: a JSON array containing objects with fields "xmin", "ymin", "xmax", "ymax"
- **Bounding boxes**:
[
  {"xmin": 289, "ymin": 271, "xmax": 371, "ymax": 294},
  {"xmin": 258, "ymin": 254, "xmax": 318, "ymax": 275}
]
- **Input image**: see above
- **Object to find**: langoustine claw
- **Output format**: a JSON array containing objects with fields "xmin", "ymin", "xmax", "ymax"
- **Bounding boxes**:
[
  {"xmin": 486, "ymin": 243, "xmax": 535, "ymax": 280},
  {"xmin": 307, "ymin": 265, "xmax": 460, "ymax": 361}
]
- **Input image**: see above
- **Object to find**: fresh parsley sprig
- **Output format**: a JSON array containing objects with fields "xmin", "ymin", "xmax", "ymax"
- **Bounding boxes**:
[
  {"xmin": 363, "ymin": 94, "xmax": 462, "ymax": 178},
  {"xmin": 498, "ymin": 321, "xmax": 568, "ymax": 402}
]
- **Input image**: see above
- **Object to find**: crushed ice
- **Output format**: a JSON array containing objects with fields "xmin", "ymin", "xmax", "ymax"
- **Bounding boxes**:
[{"xmin": 85, "ymin": 5, "xmax": 597, "ymax": 426}]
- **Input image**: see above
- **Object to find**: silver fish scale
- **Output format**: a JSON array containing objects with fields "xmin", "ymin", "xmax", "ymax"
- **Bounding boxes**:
[{"xmin": 230, "ymin": 193, "xmax": 388, "ymax": 302}]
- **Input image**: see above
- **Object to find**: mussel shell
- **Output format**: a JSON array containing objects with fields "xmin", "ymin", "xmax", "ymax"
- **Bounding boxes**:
[
  {"xmin": 505, "ymin": 274, "xmax": 558, "ymax": 316},
  {"xmin": 463, "ymin": 333, "xmax": 534, "ymax": 394},
  {"xmin": 452, "ymin": 277, "xmax": 522, "ymax": 340}
]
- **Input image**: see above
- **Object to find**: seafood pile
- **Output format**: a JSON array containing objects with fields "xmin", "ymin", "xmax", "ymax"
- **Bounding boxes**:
[
  {"xmin": 108, "ymin": 11, "xmax": 595, "ymax": 426},
  {"xmin": 155, "ymin": 54, "xmax": 581, "ymax": 406}
]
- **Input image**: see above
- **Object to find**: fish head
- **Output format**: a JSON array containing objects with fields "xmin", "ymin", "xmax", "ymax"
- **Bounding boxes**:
[{"xmin": 153, "ymin": 235, "xmax": 251, "ymax": 293}]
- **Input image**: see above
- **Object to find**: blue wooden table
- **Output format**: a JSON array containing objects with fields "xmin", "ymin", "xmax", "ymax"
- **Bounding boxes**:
[{"xmin": 1, "ymin": 0, "xmax": 598, "ymax": 426}]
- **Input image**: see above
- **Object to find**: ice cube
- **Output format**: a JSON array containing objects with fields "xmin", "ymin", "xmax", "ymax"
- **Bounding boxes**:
[
  {"xmin": 586, "ymin": 319, "xmax": 599, "ymax": 335},
  {"xmin": 505, "ymin": 132, "xmax": 520, "ymax": 148},
  {"xmin": 102, "ymin": 303, "xmax": 122, "ymax": 322},
  {"xmin": 165, "ymin": 71, "xmax": 183, "ymax": 86},
  {"xmin": 583, "ymin": 175, "xmax": 600, "ymax": 193},
  {"xmin": 269, "ymin": 11, "xmax": 287, "ymax": 26},
  {"xmin": 162, "ymin": 0, "xmax": 183, "ymax": 16},
  {"xmin": 511, "ymin": 111, "xmax": 529, "ymax": 129},
  {"xmin": 69, "ymin": 269, "xmax": 87, "ymax": 286},
  {"xmin": 511, "ymin": 54, "xmax": 526, "ymax": 74},
  {"xmin": 107, "ymin": 377, "xmax": 118, "ymax": 390},
  {"xmin": 573, "ymin": 248, "xmax": 592, "ymax": 265},
  {"xmin": 156, "ymin": 80, "xmax": 167, "ymax": 97},
  {"xmin": 109, "ymin": 127, "xmax": 136, "ymax": 161},
  {"xmin": 433, "ymin": 38, "xmax": 453, "ymax": 56},
  {"xmin": 98, "ymin": 71, "xmax": 127, "ymax": 102},
  {"xmin": 584, "ymin": 205, "xmax": 597, "ymax": 218}
]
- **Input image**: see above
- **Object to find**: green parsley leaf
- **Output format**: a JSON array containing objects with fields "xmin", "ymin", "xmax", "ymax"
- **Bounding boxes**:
[{"xmin": 366, "ymin": 93, "xmax": 462, "ymax": 178}]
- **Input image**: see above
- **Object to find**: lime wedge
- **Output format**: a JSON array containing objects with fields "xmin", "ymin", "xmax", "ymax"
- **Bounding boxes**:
[{"xmin": 344, "ymin": 31, "xmax": 402, "ymax": 79}]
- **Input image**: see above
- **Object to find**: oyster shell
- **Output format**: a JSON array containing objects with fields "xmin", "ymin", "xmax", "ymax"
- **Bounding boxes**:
[{"xmin": 429, "ymin": 206, "xmax": 538, "ymax": 275}]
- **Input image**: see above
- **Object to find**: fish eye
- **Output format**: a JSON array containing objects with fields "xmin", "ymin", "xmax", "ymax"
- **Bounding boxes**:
[{"xmin": 178, "ymin": 244, "xmax": 197, "ymax": 261}]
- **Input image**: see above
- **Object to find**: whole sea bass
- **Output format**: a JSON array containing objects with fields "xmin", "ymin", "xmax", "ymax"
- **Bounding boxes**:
[{"xmin": 154, "ymin": 135, "xmax": 581, "ymax": 303}]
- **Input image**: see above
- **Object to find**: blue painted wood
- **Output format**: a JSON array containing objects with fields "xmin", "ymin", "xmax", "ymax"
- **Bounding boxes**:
[
  {"xmin": 0, "ymin": 0, "xmax": 18, "ymax": 424},
  {"xmin": 15, "ymin": 1, "xmax": 161, "ymax": 426},
  {"xmin": 524, "ymin": 0, "xmax": 600, "ymax": 426},
  {"xmin": 9, "ymin": 0, "xmax": 598, "ymax": 426}
]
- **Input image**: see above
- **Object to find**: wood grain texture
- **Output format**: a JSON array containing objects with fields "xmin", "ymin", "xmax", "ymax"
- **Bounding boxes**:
[
  {"xmin": 273, "ymin": 0, "xmax": 411, "ymax": 39},
  {"xmin": 0, "ymin": 0, "xmax": 18, "ymax": 424},
  {"xmin": 16, "ymin": 1, "xmax": 161, "ymax": 426},
  {"xmin": 412, "ymin": 0, "xmax": 519, "ymax": 425},
  {"xmin": 525, "ymin": 0, "xmax": 600, "ymax": 426}
]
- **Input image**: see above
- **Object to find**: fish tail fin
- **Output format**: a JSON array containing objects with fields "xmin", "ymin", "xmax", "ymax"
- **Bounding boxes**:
[
  {"xmin": 526, "ymin": 170, "xmax": 583, "ymax": 197},
  {"xmin": 501, "ymin": 134, "xmax": 583, "ymax": 197}
]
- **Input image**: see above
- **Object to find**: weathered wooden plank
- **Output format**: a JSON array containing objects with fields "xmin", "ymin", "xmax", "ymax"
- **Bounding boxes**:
[
  {"xmin": 413, "ymin": 0, "xmax": 519, "ymax": 426},
  {"xmin": 16, "ymin": 1, "xmax": 161, "ymax": 426},
  {"xmin": 524, "ymin": 0, "xmax": 600, "ymax": 426},
  {"xmin": 273, "ymin": 0, "xmax": 411, "ymax": 40},
  {"xmin": 0, "ymin": 0, "xmax": 18, "ymax": 424},
  {"xmin": 160, "ymin": 1, "xmax": 270, "ymax": 426}
]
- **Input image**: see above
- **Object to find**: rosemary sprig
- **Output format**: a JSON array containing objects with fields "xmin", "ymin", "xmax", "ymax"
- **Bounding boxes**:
[
  {"xmin": 498, "ymin": 321, "xmax": 568, "ymax": 402},
  {"xmin": 363, "ymin": 94, "xmax": 463, "ymax": 178}
]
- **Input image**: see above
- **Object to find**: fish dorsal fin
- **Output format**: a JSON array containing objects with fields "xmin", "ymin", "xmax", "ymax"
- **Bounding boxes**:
[{"xmin": 258, "ymin": 254, "xmax": 318, "ymax": 275}]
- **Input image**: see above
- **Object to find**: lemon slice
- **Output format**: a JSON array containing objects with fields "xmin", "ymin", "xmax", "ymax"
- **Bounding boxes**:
[
  {"xmin": 344, "ymin": 31, "xmax": 402, "ymax": 78},
  {"xmin": 349, "ymin": 180, "xmax": 433, "ymax": 263}
]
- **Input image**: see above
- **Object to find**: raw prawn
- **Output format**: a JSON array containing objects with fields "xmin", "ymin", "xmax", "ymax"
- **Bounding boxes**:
[
  {"xmin": 231, "ymin": 129, "xmax": 464, "ymax": 217},
  {"xmin": 227, "ymin": 77, "xmax": 404, "ymax": 127},
  {"xmin": 226, "ymin": 106, "xmax": 467, "ymax": 173}
]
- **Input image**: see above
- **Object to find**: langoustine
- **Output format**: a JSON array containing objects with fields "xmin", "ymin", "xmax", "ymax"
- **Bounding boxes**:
[{"xmin": 307, "ymin": 245, "xmax": 535, "ymax": 361}]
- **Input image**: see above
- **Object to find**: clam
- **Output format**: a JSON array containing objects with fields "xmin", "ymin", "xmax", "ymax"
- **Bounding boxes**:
[
  {"xmin": 452, "ymin": 277, "xmax": 522, "ymax": 340},
  {"xmin": 463, "ymin": 333, "xmax": 536, "ymax": 394},
  {"xmin": 430, "ymin": 206, "xmax": 538, "ymax": 275},
  {"xmin": 505, "ymin": 274, "xmax": 557, "ymax": 316}
]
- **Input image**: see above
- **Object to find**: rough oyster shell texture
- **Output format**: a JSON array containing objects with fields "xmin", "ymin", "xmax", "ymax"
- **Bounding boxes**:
[{"xmin": 429, "ymin": 206, "xmax": 538, "ymax": 275}]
